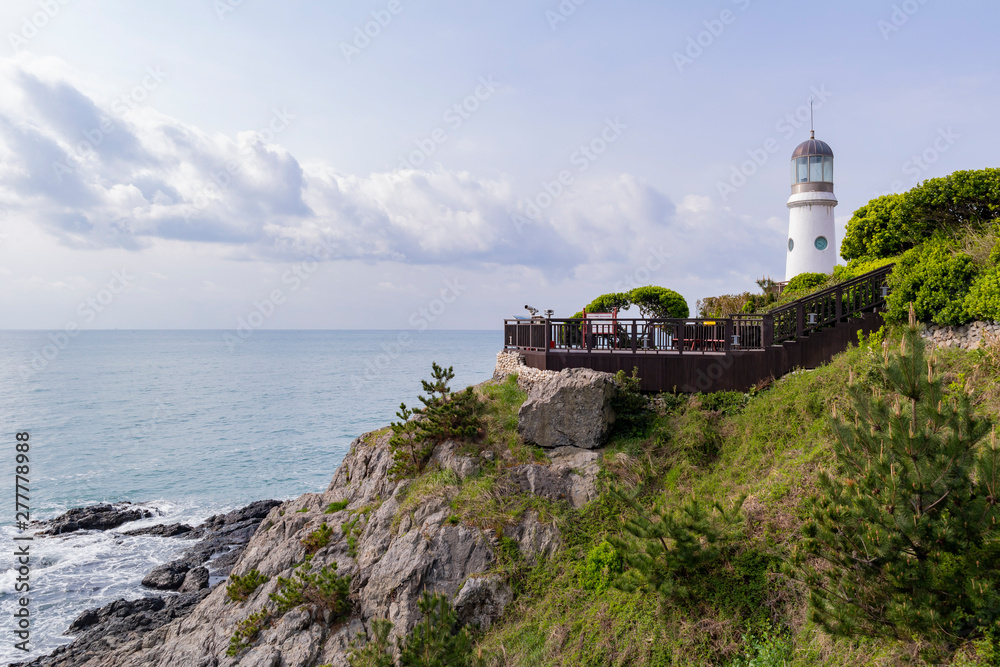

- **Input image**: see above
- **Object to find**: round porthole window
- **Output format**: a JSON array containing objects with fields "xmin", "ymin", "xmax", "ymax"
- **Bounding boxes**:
[
  {"xmin": 814, "ymin": 236, "xmax": 828, "ymax": 251},
  {"xmin": 787, "ymin": 238, "xmax": 794, "ymax": 252}
]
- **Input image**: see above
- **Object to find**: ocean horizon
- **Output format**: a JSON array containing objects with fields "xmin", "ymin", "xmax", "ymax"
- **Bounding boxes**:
[{"xmin": 0, "ymin": 330, "xmax": 500, "ymax": 664}]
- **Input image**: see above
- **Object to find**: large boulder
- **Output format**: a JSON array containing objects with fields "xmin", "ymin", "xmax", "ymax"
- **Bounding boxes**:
[{"xmin": 517, "ymin": 368, "xmax": 617, "ymax": 449}]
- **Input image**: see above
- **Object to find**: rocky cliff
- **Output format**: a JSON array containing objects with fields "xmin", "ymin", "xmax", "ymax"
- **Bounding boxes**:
[{"xmin": 28, "ymin": 368, "xmax": 611, "ymax": 667}]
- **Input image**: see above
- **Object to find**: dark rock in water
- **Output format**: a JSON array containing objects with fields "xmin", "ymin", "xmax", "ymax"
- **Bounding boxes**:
[
  {"xmin": 141, "ymin": 499, "xmax": 281, "ymax": 587},
  {"xmin": 34, "ymin": 502, "xmax": 155, "ymax": 535},
  {"xmin": 10, "ymin": 590, "xmax": 210, "ymax": 667},
  {"xmin": 186, "ymin": 498, "xmax": 282, "ymax": 538},
  {"xmin": 141, "ymin": 562, "xmax": 190, "ymax": 590},
  {"xmin": 122, "ymin": 522, "xmax": 193, "ymax": 537},
  {"xmin": 205, "ymin": 546, "xmax": 242, "ymax": 577},
  {"xmin": 14, "ymin": 500, "xmax": 282, "ymax": 667},
  {"xmin": 179, "ymin": 566, "xmax": 210, "ymax": 592}
]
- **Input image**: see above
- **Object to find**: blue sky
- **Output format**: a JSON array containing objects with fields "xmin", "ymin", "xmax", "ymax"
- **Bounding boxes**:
[{"xmin": 0, "ymin": 0, "xmax": 997, "ymax": 330}]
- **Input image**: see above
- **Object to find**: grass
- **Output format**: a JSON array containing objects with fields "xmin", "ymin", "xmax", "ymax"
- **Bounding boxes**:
[
  {"xmin": 468, "ymin": 331, "xmax": 1000, "ymax": 666},
  {"xmin": 324, "ymin": 500, "xmax": 349, "ymax": 514}
]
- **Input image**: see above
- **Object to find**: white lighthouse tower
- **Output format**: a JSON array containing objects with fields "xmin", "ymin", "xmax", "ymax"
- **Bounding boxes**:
[{"xmin": 785, "ymin": 129, "xmax": 837, "ymax": 279}]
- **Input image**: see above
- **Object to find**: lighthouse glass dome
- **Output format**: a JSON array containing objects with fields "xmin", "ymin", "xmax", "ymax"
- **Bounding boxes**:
[{"xmin": 790, "ymin": 138, "xmax": 834, "ymax": 185}]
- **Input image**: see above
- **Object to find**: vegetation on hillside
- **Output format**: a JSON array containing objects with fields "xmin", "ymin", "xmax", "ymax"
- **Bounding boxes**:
[
  {"xmin": 841, "ymin": 168, "xmax": 1000, "ymax": 262},
  {"xmin": 363, "ymin": 325, "xmax": 1000, "ymax": 666}
]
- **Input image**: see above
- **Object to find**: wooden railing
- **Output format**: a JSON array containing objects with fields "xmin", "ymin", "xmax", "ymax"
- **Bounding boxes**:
[
  {"xmin": 768, "ymin": 264, "xmax": 893, "ymax": 344},
  {"xmin": 504, "ymin": 265, "xmax": 893, "ymax": 354},
  {"xmin": 505, "ymin": 317, "xmax": 764, "ymax": 354}
]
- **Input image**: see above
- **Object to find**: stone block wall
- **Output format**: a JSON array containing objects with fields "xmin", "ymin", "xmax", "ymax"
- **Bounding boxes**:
[
  {"xmin": 494, "ymin": 350, "xmax": 556, "ymax": 392},
  {"xmin": 922, "ymin": 321, "xmax": 1000, "ymax": 350}
]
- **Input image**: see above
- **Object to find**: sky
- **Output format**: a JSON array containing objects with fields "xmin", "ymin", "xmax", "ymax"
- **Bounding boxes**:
[{"xmin": 0, "ymin": 0, "xmax": 997, "ymax": 330}]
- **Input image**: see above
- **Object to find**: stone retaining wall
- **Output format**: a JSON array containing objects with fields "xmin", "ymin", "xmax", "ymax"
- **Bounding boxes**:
[
  {"xmin": 922, "ymin": 321, "xmax": 1000, "ymax": 350},
  {"xmin": 494, "ymin": 350, "xmax": 556, "ymax": 391}
]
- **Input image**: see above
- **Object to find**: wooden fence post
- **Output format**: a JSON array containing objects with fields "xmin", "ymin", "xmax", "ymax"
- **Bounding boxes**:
[
  {"xmin": 763, "ymin": 316, "xmax": 774, "ymax": 347},
  {"xmin": 835, "ymin": 286, "xmax": 843, "ymax": 322}
]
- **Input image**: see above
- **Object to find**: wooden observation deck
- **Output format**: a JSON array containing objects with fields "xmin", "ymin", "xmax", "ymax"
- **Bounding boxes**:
[{"xmin": 503, "ymin": 265, "xmax": 893, "ymax": 393}]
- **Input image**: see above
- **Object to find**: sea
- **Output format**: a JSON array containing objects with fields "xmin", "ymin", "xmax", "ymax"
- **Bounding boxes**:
[{"xmin": 0, "ymin": 330, "xmax": 500, "ymax": 665}]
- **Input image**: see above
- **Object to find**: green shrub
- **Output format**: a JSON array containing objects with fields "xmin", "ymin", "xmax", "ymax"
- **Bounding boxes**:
[
  {"xmin": 832, "ymin": 255, "xmax": 899, "ymax": 282},
  {"xmin": 840, "ymin": 193, "xmax": 912, "ymax": 260},
  {"xmin": 227, "ymin": 609, "xmax": 271, "ymax": 657},
  {"xmin": 342, "ymin": 515, "xmax": 362, "ymax": 558},
  {"xmin": 965, "ymin": 266, "xmax": 1000, "ymax": 321},
  {"xmin": 886, "ymin": 239, "xmax": 980, "ymax": 324},
  {"xmin": 698, "ymin": 391, "xmax": 749, "ymax": 416},
  {"xmin": 841, "ymin": 169, "xmax": 1000, "ymax": 261},
  {"xmin": 577, "ymin": 540, "xmax": 624, "ymax": 593},
  {"xmin": 325, "ymin": 500, "xmax": 350, "ymax": 514},
  {"xmin": 301, "ymin": 523, "xmax": 333, "ymax": 555},
  {"xmin": 225, "ymin": 569, "xmax": 270, "ymax": 603},
  {"xmin": 729, "ymin": 624, "xmax": 794, "ymax": 667},
  {"xmin": 784, "ymin": 271, "xmax": 828, "ymax": 292},
  {"xmin": 270, "ymin": 561, "xmax": 352, "ymax": 619},
  {"xmin": 610, "ymin": 368, "xmax": 654, "ymax": 438}
]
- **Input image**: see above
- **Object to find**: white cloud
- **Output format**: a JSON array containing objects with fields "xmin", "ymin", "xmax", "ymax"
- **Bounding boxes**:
[{"xmin": 0, "ymin": 54, "xmax": 782, "ymax": 292}]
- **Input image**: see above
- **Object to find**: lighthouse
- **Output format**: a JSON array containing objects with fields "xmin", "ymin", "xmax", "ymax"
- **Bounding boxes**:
[{"xmin": 785, "ymin": 130, "xmax": 837, "ymax": 279}]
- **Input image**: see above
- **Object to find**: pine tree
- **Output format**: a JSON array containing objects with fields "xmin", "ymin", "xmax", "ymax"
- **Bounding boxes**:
[
  {"xmin": 388, "ymin": 363, "xmax": 483, "ymax": 480},
  {"xmin": 346, "ymin": 592, "xmax": 485, "ymax": 667},
  {"xmin": 609, "ymin": 489, "xmax": 744, "ymax": 606},
  {"xmin": 347, "ymin": 618, "xmax": 395, "ymax": 667},
  {"xmin": 398, "ymin": 592, "xmax": 480, "ymax": 667},
  {"xmin": 793, "ymin": 307, "xmax": 1000, "ymax": 649}
]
